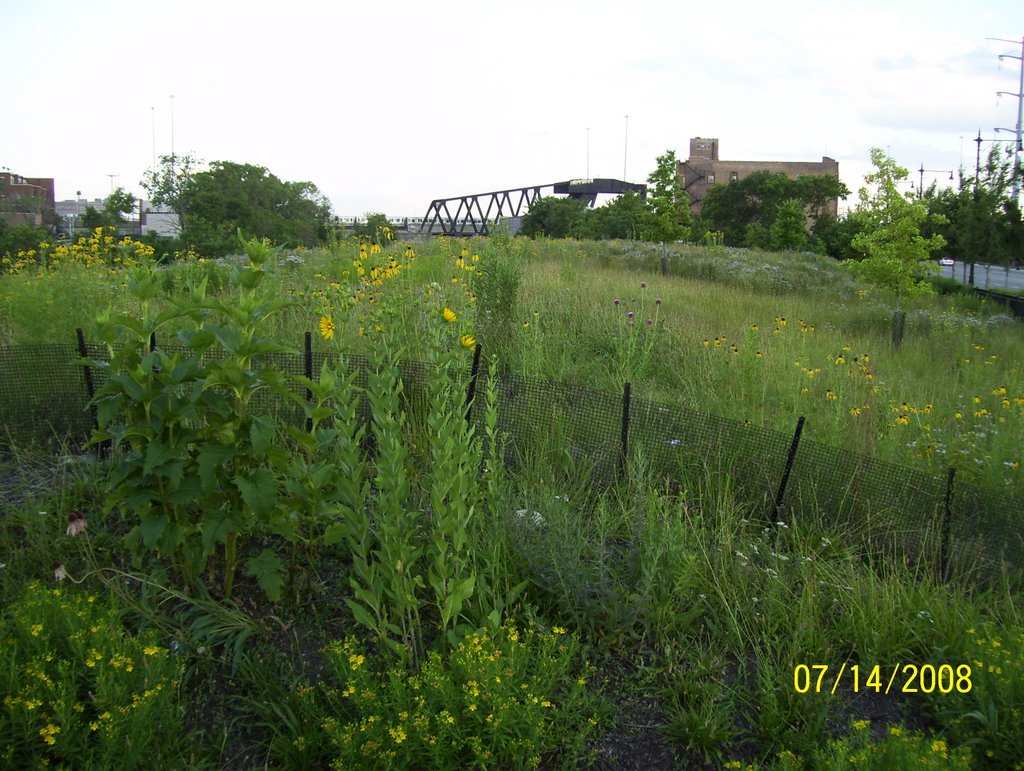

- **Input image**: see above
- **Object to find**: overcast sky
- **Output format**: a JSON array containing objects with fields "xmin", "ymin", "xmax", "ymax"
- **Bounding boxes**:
[{"xmin": 4, "ymin": 0, "xmax": 1022, "ymax": 217}]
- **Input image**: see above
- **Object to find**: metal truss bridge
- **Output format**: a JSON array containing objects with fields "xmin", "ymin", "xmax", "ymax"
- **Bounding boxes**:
[{"xmin": 419, "ymin": 178, "xmax": 647, "ymax": 236}]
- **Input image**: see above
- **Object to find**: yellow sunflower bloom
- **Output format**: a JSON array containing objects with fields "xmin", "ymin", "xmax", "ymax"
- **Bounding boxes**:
[
  {"xmin": 460, "ymin": 334, "xmax": 476, "ymax": 348},
  {"xmin": 318, "ymin": 315, "xmax": 335, "ymax": 340},
  {"xmin": 443, "ymin": 307, "xmax": 457, "ymax": 323}
]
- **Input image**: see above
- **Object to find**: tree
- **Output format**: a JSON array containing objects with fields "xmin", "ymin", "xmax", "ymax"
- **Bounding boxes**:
[
  {"xmin": 79, "ymin": 187, "xmax": 137, "ymax": 230},
  {"xmin": 140, "ymin": 152, "xmax": 202, "ymax": 234},
  {"xmin": 104, "ymin": 187, "xmax": 137, "ymax": 224},
  {"xmin": 699, "ymin": 170, "xmax": 848, "ymax": 247},
  {"xmin": 520, "ymin": 196, "xmax": 588, "ymax": 238},
  {"xmin": 645, "ymin": 149, "xmax": 691, "ymax": 242},
  {"xmin": 352, "ymin": 212, "xmax": 395, "ymax": 242},
  {"xmin": 768, "ymin": 199, "xmax": 807, "ymax": 251},
  {"xmin": 923, "ymin": 146, "xmax": 1022, "ymax": 284},
  {"xmin": 843, "ymin": 148, "xmax": 946, "ymax": 309},
  {"xmin": 572, "ymin": 190, "xmax": 649, "ymax": 240},
  {"xmin": 181, "ymin": 161, "xmax": 332, "ymax": 256}
]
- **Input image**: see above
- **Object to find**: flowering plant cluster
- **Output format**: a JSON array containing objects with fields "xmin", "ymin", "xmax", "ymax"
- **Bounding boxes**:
[
  {"xmin": 1, "ymin": 582, "xmax": 184, "ymax": 768},
  {"xmin": 1, "ymin": 227, "xmax": 155, "ymax": 274},
  {"xmin": 609, "ymin": 280, "xmax": 663, "ymax": 383},
  {"xmin": 313, "ymin": 621, "xmax": 603, "ymax": 769}
]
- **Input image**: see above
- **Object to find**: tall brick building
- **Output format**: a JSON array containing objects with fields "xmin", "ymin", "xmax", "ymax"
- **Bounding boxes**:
[{"xmin": 678, "ymin": 137, "xmax": 839, "ymax": 216}]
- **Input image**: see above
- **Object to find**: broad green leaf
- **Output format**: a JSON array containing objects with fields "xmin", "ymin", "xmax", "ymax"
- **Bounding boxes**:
[
  {"xmin": 197, "ymin": 443, "xmax": 237, "ymax": 491},
  {"xmin": 108, "ymin": 373, "xmax": 146, "ymax": 402},
  {"xmin": 245, "ymin": 549, "xmax": 284, "ymax": 602},
  {"xmin": 143, "ymin": 440, "xmax": 179, "ymax": 476},
  {"xmin": 249, "ymin": 415, "xmax": 275, "ymax": 458},
  {"xmin": 234, "ymin": 468, "xmax": 278, "ymax": 520},
  {"xmin": 139, "ymin": 513, "xmax": 168, "ymax": 549},
  {"xmin": 200, "ymin": 508, "xmax": 240, "ymax": 555},
  {"xmin": 321, "ymin": 522, "xmax": 346, "ymax": 546},
  {"xmin": 208, "ymin": 325, "xmax": 241, "ymax": 354}
]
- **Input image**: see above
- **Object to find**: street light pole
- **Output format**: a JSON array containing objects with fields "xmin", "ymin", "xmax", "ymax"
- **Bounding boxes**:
[
  {"xmin": 917, "ymin": 164, "xmax": 954, "ymax": 198},
  {"xmin": 988, "ymin": 36, "xmax": 1024, "ymax": 200},
  {"xmin": 623, "ymin": 115, "xmax": 629, "ymax": 182}
]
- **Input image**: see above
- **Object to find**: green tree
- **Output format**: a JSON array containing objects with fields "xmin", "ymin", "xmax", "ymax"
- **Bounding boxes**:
[
  {"xmin": 79, "ymin": 187, "xmax": 138, "ymax": 231},
  {"xmin": 645, "ymin": 149, "xmax": 691, "ymax": 242},
  {"xmin": 520, "ymin": 196, "xmax": 588, "ymax": 238},
  {"xmin": 351, "ymin": 212, "xmax": 395, "ymax": 242},
  {"xmin": 572, "ymin": 190, "xmax": 649, "ymax": 240},
  {"xmin": 768, "ymin": 198, "xmax": 807, "ymax": 251},
  {"xmin": 843, "ymin": 148, "xmax": 946, "ymax": 309},
  {"xmin": 181, "ymin": 161, "xmax": 333, "ymax": 256},
  {"xmin": 140, "ymin": 152, "xmax": 202, "ymax": 235},
  {"xmin": 0, "ymin": 220, "xmax": 51, "ymax": 258},
  {"xmin": 924, "ymin": 146, "xmax": 1022, "ymax": 284},
  {"xmin": 104, "ymin": 186, "xmax": 137, "ymax": 224},
  {"xmin": 700, "ymin": 170, "xmax": 848, "ymax": 247}
]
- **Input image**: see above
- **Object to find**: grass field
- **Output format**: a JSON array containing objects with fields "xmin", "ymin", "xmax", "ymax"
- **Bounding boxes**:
[{"xmin": 1, "ymin": 233, "xmax": 1022, "ymax": 768}]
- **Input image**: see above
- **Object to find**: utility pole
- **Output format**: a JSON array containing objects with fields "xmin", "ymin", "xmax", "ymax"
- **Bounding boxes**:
[
  {"xmin": 106, "ymin": 174, "xmax": 119, "ymax": 193},
  {"xmin": 917, "ymin": 164, "xmax": 953, "ymax": 199},
  {"xmin": 989, "ymin": 36, "xmax": 1024, "ymax": 200},
  {"xmin": 623, "ymin": 115, "xmax": 629, "ymax": 182}
]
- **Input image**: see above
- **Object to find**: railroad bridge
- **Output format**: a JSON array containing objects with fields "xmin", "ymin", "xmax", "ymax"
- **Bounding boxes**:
[{"xmin": 419, "ymin": 178, "xmax": 646, "ymax": 236}]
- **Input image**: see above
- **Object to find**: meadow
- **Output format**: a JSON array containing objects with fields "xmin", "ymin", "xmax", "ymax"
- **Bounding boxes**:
[{"xmin": 0, "ymin": 228, "xmax": 1022, "ymax": 768}]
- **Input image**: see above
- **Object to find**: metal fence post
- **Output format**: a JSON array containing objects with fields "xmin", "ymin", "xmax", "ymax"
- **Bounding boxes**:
[
  {"xmin": 619, "ymin": 382, "xmax": 632, "ymax": 479},
  {"xmin": 772, "ymin": 416, "xmax": 805, "ymax": 520},
  {"xmin": 304, "ymin": 331, "xmax": 313, "ymax": 433},
  {"xmin": 940, "ymin": 466, "xmax": 956, "ymax": 583},
  {"xmin": 75, "ymin": 328, "xmax": 110, "ymax": 454},
  {"xmin": 464, "ymin": 342, "xmax": 482, "ymax": 425}
]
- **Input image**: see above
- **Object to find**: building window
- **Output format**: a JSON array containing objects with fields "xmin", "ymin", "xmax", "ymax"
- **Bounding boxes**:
[
  {"xmin": 706, "ymin": 173, "xmax": 715, "ymax": 184},
  {"xmin": 729, "ymin": 172, "xmax": 738, "ymax": 182}
]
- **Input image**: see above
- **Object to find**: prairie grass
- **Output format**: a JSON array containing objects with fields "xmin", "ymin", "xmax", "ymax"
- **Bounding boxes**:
[{"xmin": 0, "ymin": 234, "xmax": 1021, "ymax": 767}]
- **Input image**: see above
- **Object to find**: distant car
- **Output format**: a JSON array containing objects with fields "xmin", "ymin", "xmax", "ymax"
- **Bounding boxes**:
[{"xmin": 939, "ymin": 258, "xmax": 954, "ymax": 266}]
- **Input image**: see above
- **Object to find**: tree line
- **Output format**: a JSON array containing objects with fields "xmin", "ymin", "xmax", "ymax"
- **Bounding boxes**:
[
  {"xmin": 520, "ymin": 146, "xmax": 1024, "ymax": 278},
  {"xmin": 4, "ymin": 145, "xmax": 1020, "ymax": 270}
]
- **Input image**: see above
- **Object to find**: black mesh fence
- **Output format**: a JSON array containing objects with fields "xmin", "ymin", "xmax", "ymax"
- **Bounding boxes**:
[{"xmin": 1, "ymin": 332, "xmax": 1020, "ymax": 586}]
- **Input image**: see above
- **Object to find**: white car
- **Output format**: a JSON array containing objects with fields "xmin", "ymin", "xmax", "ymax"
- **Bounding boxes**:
[{"xmin": 939, "ymin": 258, "xmax": 954, "ymax": 266}]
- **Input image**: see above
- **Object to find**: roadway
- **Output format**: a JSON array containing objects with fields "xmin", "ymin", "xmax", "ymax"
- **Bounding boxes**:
[{"xmin": 938, "ymin": 261, "xmax": 1024, "ymax": 293}]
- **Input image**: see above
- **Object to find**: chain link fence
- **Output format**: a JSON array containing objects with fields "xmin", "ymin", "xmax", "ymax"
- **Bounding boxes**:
[{"xmin": 1, "ymin": 332, "xmax": 1020, "ymax": 586}]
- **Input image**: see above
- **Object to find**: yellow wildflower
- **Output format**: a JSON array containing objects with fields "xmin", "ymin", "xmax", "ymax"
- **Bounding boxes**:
[{"xmin": 319, "ymin": 315, "xmax": 335, "ymax": 340}]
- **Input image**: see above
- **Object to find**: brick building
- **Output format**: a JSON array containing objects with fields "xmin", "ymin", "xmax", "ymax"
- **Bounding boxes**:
[
  {"xmin": 0, "ymin": 172, "xmax": 56, "ymax": 227},
  {"xmin": 678, "ymin": 137, "xmax": 839, "ymax": 216}
]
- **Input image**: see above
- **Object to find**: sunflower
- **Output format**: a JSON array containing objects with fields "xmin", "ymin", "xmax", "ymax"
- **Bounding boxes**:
[
  {"xmin": 460, "ymin": 334, "xmax": 476, "ymax": 348},
  {"xmin": 443, "ymin": 307, "xmax": 457, "ymax": 323},
  {"xmin": 318, "ymin": 315, "xmax": 335, "ymax": 340}
]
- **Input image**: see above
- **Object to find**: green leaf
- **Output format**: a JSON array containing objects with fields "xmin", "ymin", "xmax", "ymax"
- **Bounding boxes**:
[
  {"xmin": 441, "ymin": 574, "xmax": 476, "ymax": 627},
  {"xmin": 345, "ymin": 598, "xmax": 380, "ymax": 634},
  {"xmin": 139, "ymin": 513, "xmax": 169, "ymax": 549},
  {"xmin": 197, "ymin": 443, "xmax": 237, "ymax": 491},
  {"xmin": 246, "ymin": 549, "xmax": 284, "ymax": 602},
  {"xmin": 108, "ymin": 373, "xmax": 146, "ymax": 402},
  {"xmin": 208, "ymin": 325, "xmax": 241, "ymax": 354},
  {"xmin": 143, "ymin": 440, "xmax": 180, "ymax": 476},
  {"xmin": 234, "ymin": 468, "xmax": 278, "ymax": 520},
  {"xmin": 321, "ymin": 522, "xmax": 346, "ymax": 546},
  {"xmin": 249, "ymin": 415, "xmax": 275, "ymax": 458},
  {"xmin": 200, "ymin": 508, "xmax": 240, "ymax": 555}
]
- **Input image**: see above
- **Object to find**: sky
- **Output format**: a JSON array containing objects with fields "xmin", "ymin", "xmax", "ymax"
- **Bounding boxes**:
[{"xmin": 3, "ymin": 0, "xmax": 1023, "ymax": 218}]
